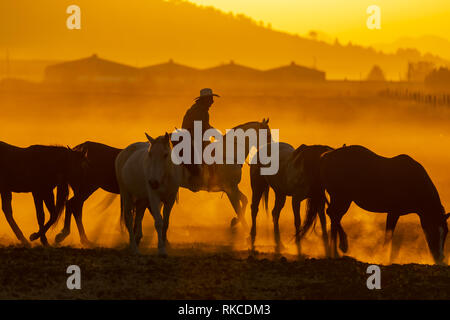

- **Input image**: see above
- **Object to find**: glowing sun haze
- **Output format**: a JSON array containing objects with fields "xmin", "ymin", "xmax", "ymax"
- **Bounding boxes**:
[{"xmin": 188, "ymin": 0, "xmax": 450, "ymax": 45}]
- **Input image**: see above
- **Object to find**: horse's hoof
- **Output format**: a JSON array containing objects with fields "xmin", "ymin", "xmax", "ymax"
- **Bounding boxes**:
[
  {"xmin": 275, "ymin": 242, "xmax": 286, "ymax": 253},
  {"xmin": 339, "ymin": 240, "xmax": 348, "ymax": 253},
  {"xmin": 296, "ymin": 245, "xmax": 302, "ymax": 257},
  {"xmin": 21, "ymin": 240, "xmax": 31, "ymax": 248},
  {"xmin": 230, "ymin": 217, "xmax": 238, "ymax": 228},
  {"xmin": 55, "ymin": 232, "xmax": 68, "ymax": 244},
  {"xmin": 81, "ymin": 240, "xmax": 95, "ymax": 248},
  {"xmin": 130, "ymin": 248, "xmax": 140, "ymax": 255},
  {"xmin": 29, "ymin": 233, "xmax": 40, "ymax": 241},
  {"xmin": 158, "ymin": 248, "xmax": 168, "ymax": 257},
  {"xmin": 40, "ymin": 237, "xmax": 50, "ymax": 247}
]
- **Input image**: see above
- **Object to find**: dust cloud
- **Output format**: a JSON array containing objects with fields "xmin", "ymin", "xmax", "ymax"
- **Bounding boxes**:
[{"xmin": 0, "ymin": 82, "xmax": 449, "ymax": 265}]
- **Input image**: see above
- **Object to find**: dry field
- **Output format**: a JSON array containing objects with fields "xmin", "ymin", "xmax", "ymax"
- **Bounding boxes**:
[{"xmin": 0, "ymin": 244, "xmax": 449, "ymax": 299}]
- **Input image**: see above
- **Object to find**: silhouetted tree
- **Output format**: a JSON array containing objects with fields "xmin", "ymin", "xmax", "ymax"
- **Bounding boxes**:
[
  {"xmin": 308, "ymin": 31, "xmax": 318, "ymax": 41},
  {"xmin": 407, "ymin": 61, "xmax": 435, "ymax": 82},
  {"xmin": 425, "ymin": 67, "xmax": 450, "ymax": 87},
  {"xmin": 366, "ymin": 65, "xmax": 386, "ymax": 81}
]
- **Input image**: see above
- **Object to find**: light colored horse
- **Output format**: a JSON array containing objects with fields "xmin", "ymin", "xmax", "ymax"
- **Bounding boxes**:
[
  {"xmin": 115, "ymin": 133, "xmax": 182, "ymax": 256},
  {"xmin": 178, "ymin": 119, "xmax": 272, "ymax": 229},
  {"xmin": 250, "ymin": 143, "xmax": 332, "ymax": 255}
]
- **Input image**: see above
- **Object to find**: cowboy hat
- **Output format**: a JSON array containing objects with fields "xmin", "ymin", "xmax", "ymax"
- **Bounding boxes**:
[{"xmin": 196, "ymin": 88, "xmax": 220, "ymax": 99}]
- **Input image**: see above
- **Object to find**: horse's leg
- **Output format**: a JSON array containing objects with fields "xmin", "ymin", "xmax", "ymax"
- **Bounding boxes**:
[
  {"xmin": 30, "ymin": 192, "xmax": 49, "ymax": 246},
  {"xmin": 292, "ymin": 196, "xmax": 301, "ymax": 255},
  {"xmin": 384, "ymin": 213, "xmax": 400, "ymax": 263},
  {"xmin": 239, "ymin": 190, "xmax": 248, "ymax": 222},
  {"xmin": 272, "ymin": 193, "xmax": 286, "ymax": 253},
  {"xmin": 71, "ymin": 187, "xmax": 99, "ymax": 247},
  {"xmin": 162, "ymin": 197, "xmax": 175, "ymax": 248},
  {"xmin": 326, "ymin": 196, "xmax": 351, "ymax": 258},
  {"xmin": 227, "ymin": 187, "xmax": 248, "ymax": 230},
  {"xmin": 37, "ymin": 190, "xmax": 58, "ymax": 245},
  {"xmin": 318, "ymin": 202, "xmax": 331, "ymax": 257},
  {"xmin": 55, "ymin": 197, "xmax": 74, "ymax": 244},
  {"xmin": 249, "ymin": 183, "xmax": 265, "ymax": 251},
  {"xmin": 133, "ymin": 199, "xmax": 147, "ymax": 247},
  {"xmin": 122, "ymin": 192, "xmax": 138, "ymax": 254},
  {"xmin": 337, "ymin": 223, "xmax": 348, "ymax": 253},
  {"xmin": 1, "ymin": 192, "xmax": 29, "ymax": 247},
  {"xmin": 147, "ymin": 192, "xmax": 166, "ymax": 257}
]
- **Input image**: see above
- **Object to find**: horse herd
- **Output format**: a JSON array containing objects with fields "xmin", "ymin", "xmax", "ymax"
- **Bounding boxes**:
[{"xmin": 0, "ymin": 118, "xmax": 448, "ymax": 264}]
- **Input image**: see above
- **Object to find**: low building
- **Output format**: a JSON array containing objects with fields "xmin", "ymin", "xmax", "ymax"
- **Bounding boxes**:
[
  {"xmin": 264, "ymin": 61, "xmax": 326, "ymax": 82},
  {"xmin": 44, "ymin": 54, "xmax": 140, "ymax": 83},
  {"xmin": 202, "ymin": 60, "xmax": 263, "ymax": 83},
  {"xmin": 140, "ymin": 59, "xmax": 201, "ymax": 83}
]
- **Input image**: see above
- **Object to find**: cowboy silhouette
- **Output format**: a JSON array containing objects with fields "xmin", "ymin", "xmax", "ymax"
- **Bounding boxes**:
[{"xmin": 181, "ymin": 88, "xmax": 220, "ymax": 189}]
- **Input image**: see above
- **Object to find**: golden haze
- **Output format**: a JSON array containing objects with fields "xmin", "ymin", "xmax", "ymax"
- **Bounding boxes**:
[{"xmin": 0, "ymin": 82, "xmax": 449, "ymax": 265}]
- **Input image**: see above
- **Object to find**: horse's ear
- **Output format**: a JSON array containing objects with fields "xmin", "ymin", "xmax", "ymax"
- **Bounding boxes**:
[
  {"xmin": 145, "ymin": 133, "xmax": 155, "ymax": 144},
  {"xmin": 165, "ymin": 132, "xmax": 170, "ymax": 142},
  {"xmin": 67, "ymin": 145, "xmax": 72, "ymax": 151},
  {"xmin": 264, "ymin": 118, "xmax": 269, "ymax": 124}
]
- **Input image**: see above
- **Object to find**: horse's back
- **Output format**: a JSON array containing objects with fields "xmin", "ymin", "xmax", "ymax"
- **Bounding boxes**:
[
  {"xmin": 74, "ymin": 141, "xmax": 122, "ymax": 192},
  {"xmin": 0, "ymin": 142, "xmax": 69, "ymax": 192},
  {"xmin": 115, "ymin": 142, "xmax": 149, "ymax": 198},
  {"xmin": 321, "ymin": 145, "xmax": 442, "ymax": 214},
  {"xmin": 251, "ymin": 142, "xmax": 293, "ymax": 175},
  {"xmin": 75, "ymin": 141, "xmax": 121, "ymax": 155}
]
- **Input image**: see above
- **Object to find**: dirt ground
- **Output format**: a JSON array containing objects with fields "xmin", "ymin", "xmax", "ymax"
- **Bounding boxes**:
[{"xmin": 0, "ymin": 244, "xmax": 449, "ymax": 300}]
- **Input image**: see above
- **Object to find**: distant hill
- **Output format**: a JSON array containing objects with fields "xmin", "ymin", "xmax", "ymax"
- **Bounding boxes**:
[
  {"xmin": 1, "ymin": 0, "xmax": 449, "ymax": 79},
  {"xmin": 374, "ymin": 35, "xmax": 450, "ymax": 62}
]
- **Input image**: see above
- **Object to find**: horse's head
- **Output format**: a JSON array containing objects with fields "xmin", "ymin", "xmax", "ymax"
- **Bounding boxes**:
[
  {"xmin": 259, "ymin": 118, "xmax": 271, "ymax": 145},
  {"xmin": 420, "ymin": 209, "xmax": 449, "ymax": 265},
  {"xmin": 145, "ymin": 132, "xmax": 172, "ymax": 190},
  {"xmin": 66, "ymin": 145, "xmax": 89, "ymax": 179}
]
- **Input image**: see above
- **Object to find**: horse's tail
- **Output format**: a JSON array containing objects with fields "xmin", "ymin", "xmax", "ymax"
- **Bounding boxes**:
[
  {"xmin": 94, "ymin": 194, "xmax": 118, "ymax": 212},
  {"xmin": 54, "ymin": 182, "xmax": 70, "ymax": 228},
  {"xmin": 298, "ymin": 187, "xmax": 326, "ymax": 239},
  {"xmin": 297, "ymin": 155, "xmax": 326, "ymax": 239}
]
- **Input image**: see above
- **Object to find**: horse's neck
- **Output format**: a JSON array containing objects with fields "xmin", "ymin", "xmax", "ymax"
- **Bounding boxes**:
[
  {"xmin": 231, "ymin": 122, "xmax": 260, "ymax": 132},
  {"xmin": 224, "ymin": 122, "xmax": 263, "ymax": 160}
]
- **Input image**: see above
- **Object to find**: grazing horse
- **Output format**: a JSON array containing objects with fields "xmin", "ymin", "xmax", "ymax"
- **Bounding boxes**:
[
  {"xmin": 55, "ymin": 141, "xmax": 122, "ymax": 246},
  {"xmin": 301, "ymin": 145, "xmax": 449, "ymax": 264},
  {"xmin": 250, "ymin": 143, "xmax": 332, "ymax": 255},
  {"xmin": 0, "ymin": 141, "xmax": 87, "ymax": 246},
  {"xmin": 116, "ymin": 133, "xmax": 182, "ymax": 256}
]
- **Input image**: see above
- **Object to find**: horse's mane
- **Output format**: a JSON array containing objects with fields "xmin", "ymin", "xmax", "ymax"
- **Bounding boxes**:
[
  {"xmin": 292, "ymin": 144, "xmax": 334, "ymax": 173},
  {"xmin": 231, "ymin": 121, "xmax": 261, "ymax": 130}
]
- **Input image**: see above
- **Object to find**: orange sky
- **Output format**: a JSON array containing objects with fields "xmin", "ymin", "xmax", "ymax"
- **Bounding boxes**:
[{"xmin": 188, "ymin": 0, "xmax": 450, "ymax": 45}]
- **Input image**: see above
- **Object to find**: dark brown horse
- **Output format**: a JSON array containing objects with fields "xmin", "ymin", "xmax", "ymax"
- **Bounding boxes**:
[
  {"xmin": 55, "ymin": 141, "xmax": 122, "ymax": 246},
  {"xmin": 250, "ymin": 143, "xmax": 332, "ymax": 255},
  {"xmin": 301, "ymin": 145, "xmax": 449, "ymax": 264},
  {"xmin": 0, "ymin": 141, "xmax": 87, "ymax": 246}
]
